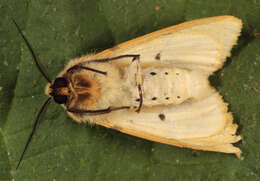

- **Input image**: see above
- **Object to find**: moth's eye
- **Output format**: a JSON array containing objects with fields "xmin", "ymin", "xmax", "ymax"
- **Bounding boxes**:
[
  {"xmin": 53, "ymin": 95, "xmax": 67, "ymax": 104},
  {"xmin": 51, "ymin": 77, "xmax": 68, "ymax": 89}
]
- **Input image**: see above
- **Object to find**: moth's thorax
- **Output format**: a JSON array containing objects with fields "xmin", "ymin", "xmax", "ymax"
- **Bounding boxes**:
[{"xmin": 63, "ymin": 72, "xmax": 101, "ymax": 109}]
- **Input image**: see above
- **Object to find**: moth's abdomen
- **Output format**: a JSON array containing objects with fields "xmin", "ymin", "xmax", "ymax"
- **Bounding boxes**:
[{"xmin": 141, "ymin": 67, "xmax": 210, "ymax": 106}]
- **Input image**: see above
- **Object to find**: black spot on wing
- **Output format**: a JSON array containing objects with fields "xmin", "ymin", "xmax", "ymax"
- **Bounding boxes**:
[
  {"xmin": 158, "ymin": 114, "xmax": 165, "ymax": 121},
  {"xmin": 155, "ymin": 53, "xmax": 161, "ymax": 60}
]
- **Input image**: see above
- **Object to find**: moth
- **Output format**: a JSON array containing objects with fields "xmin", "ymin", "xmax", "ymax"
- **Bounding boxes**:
[{"xmin": 13, "ymin": 15, "xmax": 242, "ymax": 169}]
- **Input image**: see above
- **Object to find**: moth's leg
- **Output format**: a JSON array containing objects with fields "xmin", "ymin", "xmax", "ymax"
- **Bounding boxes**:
[
  {"xmin": 67, "ymin": 106, "xmax": 131, "ymax": 115},
  {"xmin": 133, "ymin": 56, "xmax": 143, "ymax": 113},
  {"xmin": 66, "ymin": 55, "xmax": 140, "ymax": 75},
  {"xmin": 136, "ymin": 84, "xmax": 143, "ymax": 113},
  {"xmin": 87, "ymin": 54, "xmax": 140, "ymax": 63},
  {"xmin": 66, "ymin": 65, "xmax": 107, "ymax": 75}
]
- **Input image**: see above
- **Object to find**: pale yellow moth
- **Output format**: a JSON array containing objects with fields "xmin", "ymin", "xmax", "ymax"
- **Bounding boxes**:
[{"xmin": 13, "ymin": 15, "xmax": 242, "ymax": 169}]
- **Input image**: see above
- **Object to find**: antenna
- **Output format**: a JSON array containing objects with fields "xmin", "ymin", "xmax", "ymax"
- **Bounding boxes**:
[
  {"xmin": 16, "ymin": 97, "xmax": 52, "ymax": 169},
  {"xmin": 12, "ymin": 18, "xmax": 53, "ymax": 169},
  {"xmin": 12, "ymin": 18, "xmax": 52, "ymax": 83}
]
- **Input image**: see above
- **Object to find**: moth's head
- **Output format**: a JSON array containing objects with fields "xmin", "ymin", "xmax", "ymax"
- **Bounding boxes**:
[{"xmin": 48, "ymin": 77, "xmax": 71, "ymax": 104}]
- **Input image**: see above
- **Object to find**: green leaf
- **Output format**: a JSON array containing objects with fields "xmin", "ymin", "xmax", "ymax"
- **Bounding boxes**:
[{"xmin": 1, "ymin": 0, "xmax": 260, "ymax": 180}]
